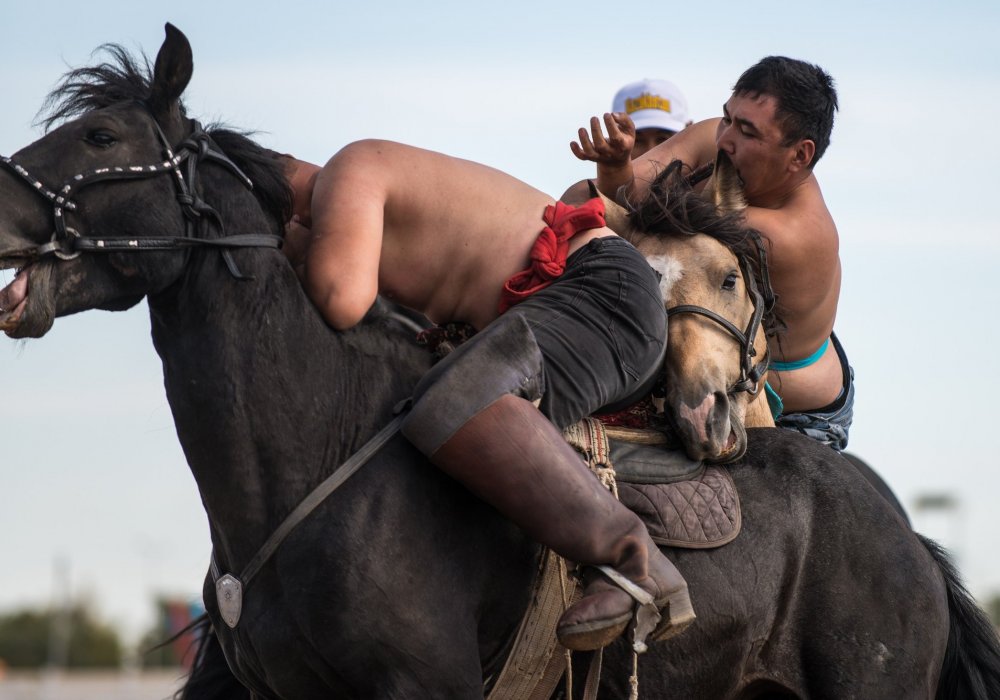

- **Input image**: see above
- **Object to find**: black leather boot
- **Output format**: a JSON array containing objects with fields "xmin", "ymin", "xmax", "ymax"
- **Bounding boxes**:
[{"xmin": 430, "ymin": 394, "xmax": 694, "ymax": 651}]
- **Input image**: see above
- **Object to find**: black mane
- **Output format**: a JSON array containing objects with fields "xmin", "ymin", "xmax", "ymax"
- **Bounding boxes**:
[
  {"xmin": 628, "ymin": 160, "xmax": 784, "ymax": 336},
  {"xmin": 206, "ymin": 127, "xmax": 293, "ymax": 229},
  {"xmin": 40, "ymin": 43, "xmax": 292, "ymax": 228},
  {"xmin": 40, "ymin": 44, "xmax": 158, "ymax": 127},
  {"xmin": 627, "ymin": 160, "xmax": 751, "ymax": 250}
]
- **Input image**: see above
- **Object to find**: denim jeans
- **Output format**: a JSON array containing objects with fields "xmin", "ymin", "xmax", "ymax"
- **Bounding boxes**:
[{"xmin": 775, "ymin": 332, "xmax": 855, "ymax": 451}]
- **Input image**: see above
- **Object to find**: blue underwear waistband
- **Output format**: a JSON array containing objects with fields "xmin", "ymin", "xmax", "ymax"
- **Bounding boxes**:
[{"xmin": 770, "ymin": 337, "xmax": 830, "ymax": 372}]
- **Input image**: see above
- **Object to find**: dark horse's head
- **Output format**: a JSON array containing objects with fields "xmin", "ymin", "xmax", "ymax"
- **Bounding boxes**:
[{"xmin": 0, "ymin": 24, "xmax": 290, "ymax": 339}]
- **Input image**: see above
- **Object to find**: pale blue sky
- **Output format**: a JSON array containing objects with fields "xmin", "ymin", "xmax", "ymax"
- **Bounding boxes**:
[{"xmin": 2, "ymin": 1, "xmax": 999, "ymax": 645}]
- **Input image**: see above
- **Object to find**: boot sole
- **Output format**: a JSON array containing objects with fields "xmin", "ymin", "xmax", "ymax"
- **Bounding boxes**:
[
  {"xmin": 556, "ymin": 587, "xmax": 696, "ymax": 651},
  {"xmin": 557, "ymin": 612, "xmax": 633, "ymax": 651}
]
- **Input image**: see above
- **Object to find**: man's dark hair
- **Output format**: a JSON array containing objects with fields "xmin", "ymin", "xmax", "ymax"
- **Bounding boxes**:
[{"xmin": 733, "ymin": 56, "xmax": 838, "ymax": 167}]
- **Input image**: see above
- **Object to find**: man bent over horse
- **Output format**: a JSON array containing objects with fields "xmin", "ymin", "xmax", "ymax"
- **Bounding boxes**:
[{"xmin": 283, "ymin": 140, "xmax": 694, "ymax": 650}]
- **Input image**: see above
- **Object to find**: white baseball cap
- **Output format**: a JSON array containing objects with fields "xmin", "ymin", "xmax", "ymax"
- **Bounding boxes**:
[{"xmin": 612, "ymin": 78, "xmax": 690, "ymax": 134}]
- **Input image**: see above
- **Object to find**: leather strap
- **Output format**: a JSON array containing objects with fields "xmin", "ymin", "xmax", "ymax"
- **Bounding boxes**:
[
  {"xmin": 217, "ymin": 412, "xmax": 407, "ymax": 589},
  {"xmin": 73, "ymin": 233, "xmax": 282, "ymax": 253}
]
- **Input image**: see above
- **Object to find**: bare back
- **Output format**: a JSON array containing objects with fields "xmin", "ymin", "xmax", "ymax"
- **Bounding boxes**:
[
  {"xmin": 746, "ymin": 175, "xmax": 843, "ymax": 411},
  {"xmin": 306, "ymin": 140, "xmax": 613, "ymax": 330}
]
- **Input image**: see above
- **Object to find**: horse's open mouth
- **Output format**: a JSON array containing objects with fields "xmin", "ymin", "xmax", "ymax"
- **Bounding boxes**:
[
  {"xmin": 712, "ymin": 430, "xmax": 741, "ymax": 462},
  {"xmin": 0, "ymin": 264, "xmax": 31, "ymax": 332},
  {"xmin": 709, "ymin": 411, "xmax": 748, "ymax": 464}
]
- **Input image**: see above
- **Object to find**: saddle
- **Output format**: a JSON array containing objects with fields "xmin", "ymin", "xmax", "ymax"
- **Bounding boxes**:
[{"xmin": 563, "ymin": 418, "xmax": 741, "ymax": 549}]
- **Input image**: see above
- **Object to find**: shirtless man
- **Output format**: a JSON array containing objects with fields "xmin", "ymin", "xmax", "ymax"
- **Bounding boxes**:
[
  {"xmin": 569, "ymin": 56, "xmax": 853, "ymax": 450},
  {"xmin": 283, "ymin": 140, "xmax": 694, "ymax": 651}
]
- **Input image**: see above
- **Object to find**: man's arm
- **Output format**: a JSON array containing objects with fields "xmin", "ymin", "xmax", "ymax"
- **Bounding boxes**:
[
  {"xmin": 285, "ymin": 144, "xmax": 388, "ymax": 331},
  {"xmin": 628, "ymin": 119, "xmax": 721, "ymax": 199},
  {"xmin": 569, "ymin": 116, "xmax": 722, "ymax": 203},
  {"xmin": 569, "ymin": 113, "xmax": 636, "ymax": 200}
]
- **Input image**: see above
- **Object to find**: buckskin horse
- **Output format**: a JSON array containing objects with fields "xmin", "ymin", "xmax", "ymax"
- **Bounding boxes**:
[{"xmin": 2, "ymin": 25, "xmax": 999, "ymax": 700}]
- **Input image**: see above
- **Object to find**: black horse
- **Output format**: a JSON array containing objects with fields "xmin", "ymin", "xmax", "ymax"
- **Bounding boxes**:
[{"xmin": 2, "ymin": 25, "xmax": 999, "ymax": 699}]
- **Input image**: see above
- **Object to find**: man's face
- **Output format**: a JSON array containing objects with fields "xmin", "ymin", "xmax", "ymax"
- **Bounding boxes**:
[
  {"xmin": 633, "ymin": 128, "xmax": 677, "ymax": 158},
  {"xmin": 715, "ymin": 92, "xmax": 799, "ymax": 203}
]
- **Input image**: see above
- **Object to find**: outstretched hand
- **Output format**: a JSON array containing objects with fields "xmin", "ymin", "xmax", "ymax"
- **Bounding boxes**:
[{"xmin": 570, "ymin": 113, "xmax": 636, "ymax": 166}]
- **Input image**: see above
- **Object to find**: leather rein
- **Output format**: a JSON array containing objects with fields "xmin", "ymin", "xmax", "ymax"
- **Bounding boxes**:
[{"xmin": 0, "ymin": 106, "xmax": 282, "ymax": 278}]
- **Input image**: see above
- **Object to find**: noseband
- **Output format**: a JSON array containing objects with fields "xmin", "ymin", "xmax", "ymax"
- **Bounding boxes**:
[
  {"xmin": 666, "ymin": 239, "xmax": 774, "ymax": 396},
  {"xmin": 0, "ymin": 107, "xmax": 281, "ymax": 278}
]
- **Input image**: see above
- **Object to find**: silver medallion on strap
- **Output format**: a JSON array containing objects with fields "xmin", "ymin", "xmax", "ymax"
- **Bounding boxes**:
[{"xmin": 216, "ymin": 573, "xmax": 244, "ymax": 628}]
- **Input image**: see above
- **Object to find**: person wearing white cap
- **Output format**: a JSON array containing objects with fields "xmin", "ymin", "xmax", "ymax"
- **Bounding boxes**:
[
  {"xmin": 569, "ymin": 57, "xmax": 854, "ymax": 452},
  {"xmin": 612, "ymin": 78, "xmax": 693, "ymax": 157}
]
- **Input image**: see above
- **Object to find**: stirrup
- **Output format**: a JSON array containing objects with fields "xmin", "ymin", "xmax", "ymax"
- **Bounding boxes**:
[{"xmin": 592, "ymin": 565, "xmax": 662, "ymax": 653}]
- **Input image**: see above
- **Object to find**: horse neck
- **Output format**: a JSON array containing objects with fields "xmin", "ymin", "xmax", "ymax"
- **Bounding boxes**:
[
  {"xmin": 146, "ymin": 197, "xmax": 428, "ymax": 567},
  {"xmin": 744, "ymin": 390, "xmax": 776, "ymax": 428}
]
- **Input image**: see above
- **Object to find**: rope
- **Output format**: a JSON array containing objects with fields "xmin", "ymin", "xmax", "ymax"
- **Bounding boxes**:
[
  {"xmin": 629, "ymin": 650, "xmax": 640, "ymax": 700},
  {"xmin": 563, "ymin": 417, "xmax": 619, "ymax": 498},
  {"xmin": 559, "ymin": 557, "xmax": 574, "ymax": 700}
]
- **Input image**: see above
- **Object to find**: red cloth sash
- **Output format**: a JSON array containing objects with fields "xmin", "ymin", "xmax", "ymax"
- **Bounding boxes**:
[{"xmin": 498, "ymin": 197, "xmax": 606, "ymax": 314}]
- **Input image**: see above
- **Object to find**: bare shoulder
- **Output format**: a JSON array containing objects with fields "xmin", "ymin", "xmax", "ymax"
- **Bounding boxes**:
[
  {"xmin": 329, "ymin": 139, "xmax": 430, "ymax": 174},
  {"xmin": 746, "ymin": 176, "xmax": 838, "ymax": 269},
  {"xmin": 331, "ymin": 139, "xmax": 484, "ymax": 177},
  {"xmin": 745, "ymin": 175, "xmax": 840, "ymax": 343},
  {"xmin": 336, "ymin": 139, "xmax": 550, "ymax": 203},
  {"xmin": 560, "ymin": 179, "xmax": 594, "ymax": 205}
]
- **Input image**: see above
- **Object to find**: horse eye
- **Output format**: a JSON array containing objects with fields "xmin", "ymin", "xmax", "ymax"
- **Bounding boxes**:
[
  {"xmin": 722, "ymin": 272, "xmax": 738, "ymax": 291},
  {"xmin": 84, "ymin": 130, "xmax": 117, "ymax": 148}
]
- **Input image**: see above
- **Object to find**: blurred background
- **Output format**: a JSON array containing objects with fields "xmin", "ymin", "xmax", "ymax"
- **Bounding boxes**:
[{"xmin": 1, "ymin": 0, "xmax": 998, "ymax": 694}]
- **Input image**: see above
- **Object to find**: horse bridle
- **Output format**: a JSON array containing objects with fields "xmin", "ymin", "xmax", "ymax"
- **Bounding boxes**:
[
  {"xmin": 0, "ymin": 106, "xmax": 282, "ymax": 278},
  {"xmin": 665, "ymin": 239, "xmax": 774, "ymax": 396}
]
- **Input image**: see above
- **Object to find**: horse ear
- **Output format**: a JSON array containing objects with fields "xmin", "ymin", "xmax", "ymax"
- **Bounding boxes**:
[
  {"xmin": 588, "ymin": 181, "xmax": 637, "ymax": 241},
  {"xmin": 703, "ymin": 151, "xmax": 746, "ymax": 214},
  {"xmin": 148, "ymin": 23, "xmax": 193, "ymax": 117}
]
